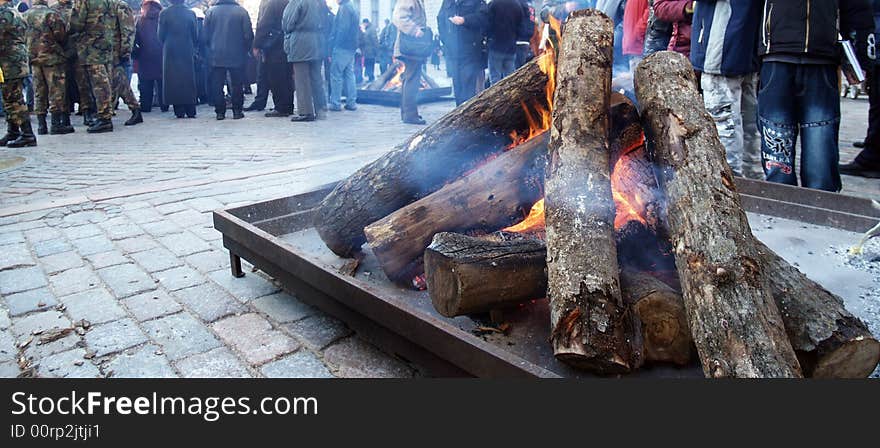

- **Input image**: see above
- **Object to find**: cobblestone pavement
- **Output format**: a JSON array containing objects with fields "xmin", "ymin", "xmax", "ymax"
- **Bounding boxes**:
[{"xmin": 0, "ymin": 89, "xmax": 877, "ymax": 379}]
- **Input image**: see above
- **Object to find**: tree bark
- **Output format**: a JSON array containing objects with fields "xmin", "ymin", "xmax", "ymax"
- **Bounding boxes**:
[
  {"xmin": 424, "ymin": 233, "xmax": 690, "ymax": 365},
  {"xmin": 364, "ymin": 133, "xmax": 549, "ymax": 283},
  {"xmin": 635, "ymin": 51, "xmax": 802, "ymax": 378},
  {"xmin": 314, "ymin": 57, "xmax": 552, "ymax": 257},
  {"xmin": 545, "ymin": 10, "xmax": 641, "ymax": 373}
]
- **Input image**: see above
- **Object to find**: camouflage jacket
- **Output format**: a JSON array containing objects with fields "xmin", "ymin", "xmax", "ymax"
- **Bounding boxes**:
[
  {"xmin": 23, "ymin": 2, "xmax": 67, "ymax": 66},
  {"xmin": 54, "ymin": 0, "xmax": 78, "ymax": 60},
  {"xmin": 69, "ymin": 0, "xmax": 116, "ymax": 65},
  {"xmin": 0, "ymin": 2, "xmax": 29, "ymax": 81},
  {"xmin": 112, "ymin": 0, "xmax": 134, "ymax": 62}
]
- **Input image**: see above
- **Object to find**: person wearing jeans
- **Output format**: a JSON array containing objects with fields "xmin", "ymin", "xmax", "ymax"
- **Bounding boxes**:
[
  {"xmin": 328, "ymin": 0, "xmax": 359, "ymax": 111},
  {"xmin": 393, "ymin": 0, "xmax": 428, "ymax": 124},
  {"xmin": 486, "ymin": 0, "xmax": 521, "ymax": 85}
]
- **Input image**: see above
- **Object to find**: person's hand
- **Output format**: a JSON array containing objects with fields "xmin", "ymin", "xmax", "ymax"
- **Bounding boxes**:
[
  {"xmin": 414, "ymin": 28, "xmax": 424, "ymax": 38},
  {"xmin": 450, "ymin": 16, "xmax": 465, "ymax": 26}
]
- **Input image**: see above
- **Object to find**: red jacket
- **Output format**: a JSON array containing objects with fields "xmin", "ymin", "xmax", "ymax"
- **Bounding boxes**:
[
  {"xmin": 653, "ymin": 0, "xmax": 692, "ymax": 57},
  {"xmin": 622, "ymin": 0, "xmax": 649, "ymax": 56}
]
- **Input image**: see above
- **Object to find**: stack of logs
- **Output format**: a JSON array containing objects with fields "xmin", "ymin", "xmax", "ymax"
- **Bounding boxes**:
[{"xmin": 313, "ymin": 10, "xmax": 880, "ymax": 378}]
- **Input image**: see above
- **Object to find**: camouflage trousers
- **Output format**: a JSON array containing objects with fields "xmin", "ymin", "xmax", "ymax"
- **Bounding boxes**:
[
  {"xmin": 1, "ymin": 78, "xmax": 28, "ymax": 126},
  {"xmin": 110, "ymin": 64, "xmax": 139, "ymax": 111},
  {"xmin": 83, "ymin": 64, "xmax": 113, "ymax": 120},
  {"xmin": 33, "ymin": 64, "xmax": 68, "ymax": 115},
  {"xmin": 73, "ymin": 62, "xmax": 94, "ymax": 113}
]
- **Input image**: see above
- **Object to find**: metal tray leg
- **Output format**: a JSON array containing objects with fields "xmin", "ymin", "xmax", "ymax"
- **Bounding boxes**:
[{"xmin": 230, "ymin": 252, "xmax": 245, "ymax": 278}]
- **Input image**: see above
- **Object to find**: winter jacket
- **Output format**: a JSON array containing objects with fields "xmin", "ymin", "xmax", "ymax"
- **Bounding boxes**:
[
  {"xmin": 437, "ymin": 0, "xmax": 488, "ymax": 61},
  {"xmin": 254, "ymin": 0, "xmax": 288, "ymax": 63},
  {"xmin": 643, "ymin": 0, "xmax": 673, "ymax": 55},
  {"xmin": 282, "ymin": 0, "xmax": 329, "ymax": 62},
  {"xmin": 759, "ymin": 0, "xmax": 875, "ymax": 67},
  {"xmin": 654, "ymin": 0, "xmax": 693, "ymax": 56},
  {"xmin": 134, "ymin": 0, "xmax": 163, "ymax": 80},
  {"xmin": 488, "ymin": 0, "xmax": 523, "ymax": 55},
  {"xmin": 392, "ymin": 0, "xmax": 427, "ymax": 59},
  {"xmin": 361, "ymin": 22, "xmax": 379, "ymax": 58},
  {"xmin": 690, "ymin": 1, "xmax": 761, "ymax": 76},
  {"xmin": 204, "ymin": 0, "xmax": 254, "ymax": 68},
  {"xmin": 330, "ymin": 0, "xmax": 359, "ymax": 51},
  {"xmin": 623, "ymin": 0, "xmax": 650, "ymax": 56},
  {"xmin": 158, "ymin": 4, "xmax": 198, "ymax": 105}
]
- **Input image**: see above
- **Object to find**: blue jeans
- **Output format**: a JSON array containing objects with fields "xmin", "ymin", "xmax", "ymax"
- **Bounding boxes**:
[
  {"xmin": 758, "ymin": 62, "xmax": 841, "ymax": 191},
  {"xmin": 488, "ymin": 51, "xmax": 516, "ymax": 85},
  {"xmin": 329, "ymin": 48, "xmax": 357, "ymax": 108}
]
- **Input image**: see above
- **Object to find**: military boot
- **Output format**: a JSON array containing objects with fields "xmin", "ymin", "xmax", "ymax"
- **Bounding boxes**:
[
  {"xmin": 83, "ymin": 110, "xmax": 96, "ymax": 127},
  {"xmin": 36, "ymin": 115, "xmax": 48, "ymax": 135},
  {"xmin": 87, "ymin": 118, "xmax": 113, "ymax": 134},
  {"xmin": 56, "ymin": 113, "xmax": 75, "ymax": 134},
  {"xmin": 124, "ymin": 109, "xmax": 143, "ymax": 126},
  {"xmin": 0, "ymin": 123, "xmax": 21, "ymax": 146},
  {"xmin": 7, "ymin": 119, "xmax": 37, "ymax": 148}
]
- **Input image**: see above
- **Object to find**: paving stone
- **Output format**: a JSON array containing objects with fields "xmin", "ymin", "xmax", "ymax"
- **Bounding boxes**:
[
  {"xmin": 170, "ymin": 283, "xmax": 245, "ymax": 322},
  {"xmin": 85, "ymin": 251, "xmax": 130, "ymax": 269},
  {"xmin": 166, "ymin": 209, "xmax": 210, "ymax": 228},
  {"xmin": 124, "ymin": 207, "xmax": 164, "ymax": 224},
  {"xmin": 0, "ymin": 243, "xmax": 35, "ymax": 270},
  {"xmin": 60, "ymin": 288, "xmax": 126, "ymax": 324},
  {"xmin": 40, "ymin": 251, "xmax": 84, "ymax": 274},
  {"xmin": 70, "ymin": 235, "xmax": 116, "ymax": 256},
  {"xmin": 0, "ymin": 308, "xmax": 9, "ymax": 330},
  {"xmin": 175, "ymin": 347, "xmax": 252, "ymax": 378},
  {"xmin": 37, "ymin": 348, "xmax": 101, "ymax": 378},
  {"xmin": 106, "ymin": 224, "xmax": 145, "ymax": 240},
  {"xmin": 84, "ymin": 318, "xmax": 148, "ymax": 357},
  {"xmin": 122, "ymin": 290, "xmax": 182, "ymax": 322},
  {"xmin": 0, "ymin": 266, "xmax": 48, "ymax": 295},
  {"xmin": 0, "ymin": 329, "xmax": 16, "ymax": 362},
  {"xmin": 155, "ymin": 201, "xmax": 188, "ymax": 215},
  {"xmin": 23, "ymin": 226, "xmax": 62, "ymax": 243},
  {"xmin": 33, "ymin": 238, "xmax": 73, "ymax": 258},
  {"xmin": 129, "ymin": 247, "xmax": 183, "ymax": 273},
  {"xmin": 188, "ymin": 226, "xmax": 223, "ymax": 243},
  {"xmin": 185, "ymin": 249, "xmax": 228, "ymax": 273},
  {"xmin": 49, "ymin": 266, "xmax": 100, "ymax": 297},
  {"xmin": 115, "ymin": 235, "xmax": 159, "ymax": 253},
  {"xmin": 185, "ymin": 197, "xmax": 225, "ymax": 213},
  {"xmin": 212, "ymin": 314, "xmax": 299, "ymax": 365},
  {"xmin": 284, "ymin": 314, "xmax": 351, "ymax": 351},
  {"xmin": 252, "ymin": 292, "xmax": 316, "ymax": 324},
  {"xmin": 104, "ymin": 344, "xmax": 177, "ymax": 378},
  {"xmin": 143, "ymin": 312, "xmax": 221, "ymax": 360},
  {"xmin": 323, "ymin": 337, "xmax": 414, "ymax": 378},
  {"xmin": 11, "ymin": 310, "xmax": 71, "ymax": 338},
  {"xmin": 152, "ymin": 265, "xmax": 205, "ymax": 291},
  {"xmin": 0, "ymin": 361, "xmax": 19, "ymax": 378},
  {"xmin": 260, "ymin": 351, "xmax": 334, "ymax": 378},
  {"xmin": 142, "ymin": 220, "xmax": 184, "ymax": 237},
  {"xmin": 208, "ymin": 270, "xmax": 279, "ymax": 302},
  {"xmin": 2, "ymin": 288, "xmax": 57, "ymax": 317},
  {"xmin": 23, "ymin": 332, "xmax": 81, "ymax": 360},
  {"xmin": 97, "ymin": 263, "xmax": 156, "ymax": 298},
  {"xmin": 157, "ymin": 232, "xmax": 212, "ymax": 257},
  {"xmin": 62, "ymin": 224, "xmax": 103, "ymax": 240}
]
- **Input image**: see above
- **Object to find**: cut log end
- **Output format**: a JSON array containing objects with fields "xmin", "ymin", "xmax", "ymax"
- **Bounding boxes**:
[
  {"xmin": 811, "ymin": 337, "xmax": 880, "ymax": 379},
  {"xmin": 631, "ymin": 291, "xmax": 691, "ymax": 366}
]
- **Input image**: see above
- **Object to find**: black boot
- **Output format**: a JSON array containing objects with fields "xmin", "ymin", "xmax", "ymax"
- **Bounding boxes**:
[
  {"xmin": 7, "ymin": 119, "xmax": 37, "ymax": 148},
  {"xmin": 124, "ymin": 109, "xmax": 143, "ymax": 126},
  {"xmin": 0, "ymin": 123, "xmax": 21, "ymax": 146},
  {"xmin": 83, "ymin": 110, "xmax": 96, "ymax": 127},
  {"xmin": 36, "ymin": 114, "xmax": 48, "ymax": 135},
  {"xmin": 87, "ymin": 118, "xmax": 113, "ymax": 134},
  {"xmin": 58, "ymin": 113, "xmax": 75, "ymax": 134}
]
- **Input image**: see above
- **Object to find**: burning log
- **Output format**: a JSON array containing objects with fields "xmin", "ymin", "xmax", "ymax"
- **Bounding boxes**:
[
  {"xmin": 364, "ymin": 133, "xmax": 549, "ymax": 283},
  {"xmin": 424, "ymin": 233, "xmax": 692, "ymax": 366},
  {"xmin": 635, "ymin": 51, "xmax": 802, "ymax": 378},
  {"xmin": 544, "ymin": 10, "xmax": 641, "ymax": 373},
  {"xmin": 315, "ymin": 57, "xmax": 552, "ymax": 257}
]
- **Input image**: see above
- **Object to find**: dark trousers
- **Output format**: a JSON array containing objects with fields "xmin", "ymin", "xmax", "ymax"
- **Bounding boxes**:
[
  {"xmin": 858, "ymin": 70, "xmax": 880, "ymax": 167},
  {"xmin": 450, "ymin": 57, "xmax": 482, "ymax": 106},
  {"xmin": 137, "ymin": 78, "xmax": 163, "ymax": 112},
  {"xmin": 399, "ymin": 57, "xmax": 423, "ymax": 121},
  {"xmin": 292, "ymin": 60, "xmax": 325, "ymax": 116},
  {"xmin": 251, "ymin": 58, "xmax": 270, "ymax": 108},
  {"xmin": 211, "ymin": 66, "xmax": 244, "ymax": 114},
  {"xmin": 173, "ymin": 104, "xmax": 196, "ymax": 117},
  {"xmin": 364, "ymin": 57, "xmax": 376, "ymax": 81},
  {"xmin": 267, "ymin": 61, "xmax": 294, "ymax": 114},
  {"xmin": 758, "ymin": 61, "xmax": 841, "ymax": 191}
]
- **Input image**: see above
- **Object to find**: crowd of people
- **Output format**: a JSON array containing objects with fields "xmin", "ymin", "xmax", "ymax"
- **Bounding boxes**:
[{"xmin": 1, "ymin": 0, "xmax": 880, "ymax": 192}]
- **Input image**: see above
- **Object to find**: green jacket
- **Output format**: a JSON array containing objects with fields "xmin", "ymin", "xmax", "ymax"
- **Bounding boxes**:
[
  {"xmin": 54, "ymin": 0, "xmax": 78, "ymax": 60},
  {"xmin": 0, "ymin": 2, "xmax": 29, "ymax": 81},
  {"xmin": 69, "ymin": 0, "xmax": 116, "ymax": 65},
  {"xmin": 23, "ymin": 2, "xmax": 67, "ymax": 66},
  {"xmin": 112, "ymin": 0, "xmax": 135, "ymax": 62}
]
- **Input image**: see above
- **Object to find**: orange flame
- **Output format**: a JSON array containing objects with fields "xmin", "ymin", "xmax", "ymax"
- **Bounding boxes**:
[
  {"xmin": 383, "ymin": 63, "xmax": 406, "ymax": 90},
  {"xmin": 503, "ymin": 198, "xmax": 545, "ymax": 233}
]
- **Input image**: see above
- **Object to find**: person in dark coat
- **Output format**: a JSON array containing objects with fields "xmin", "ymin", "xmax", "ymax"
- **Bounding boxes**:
[
  {"xmin": 283, "ymin": 0, "xmax": 330, "ymax": 122},
  {"xmin": 134, "ymin": 0, "xmax": 163, "ymax": 113},
  {"xmin": 193, "ymin": 8, "xmax": 210, "ymax": 105},
  {"xmin": 486, "ymin": 0, "xmax": 522, "ymax": 85},
  {"xmin": 842, "ymin": 0, "xmax": 880, "ymax": 178},
  {"xmin": 204, "ymin": 0, "xmax": 254, "ymax": 120},
  {"xmin": 361, "ymin": 18, "xmax": 379, "ymax": 82},
  {"xmin": 438, "ymin": 0, "xmax": 488, "ymax": 105},
  {"xmin": 255, "ymin": 0, "xmax": 294, "ymax": 116},
  {"xmin": 158, "ymin": 0, "xmax": 199, "ymax": 118}
]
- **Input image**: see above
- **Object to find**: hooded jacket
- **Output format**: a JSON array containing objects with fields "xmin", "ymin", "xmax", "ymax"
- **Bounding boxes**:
[
  {"xmin": 690, "ymin": 0, "xmax": 761, "ymax": 76},
  {"xmin": 654, "ymin": 0, "xmax": 692, "ymax": 56}
]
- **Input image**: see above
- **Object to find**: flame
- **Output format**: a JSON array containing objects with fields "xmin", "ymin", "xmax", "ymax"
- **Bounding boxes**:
[
  {"xmin": 383, "ymin": 63, "xmax": 406, "ymax": 91},
  {"xmin": 503, "ymin": 198, "xmax": 545, "ymax": 233},
  {"xmin": 610, "ymin": 147, "xmax": 650, "ymax": 230},
  {"xmin": 507, "ymin": 25, "xmax": 558, "ymax": 148}
]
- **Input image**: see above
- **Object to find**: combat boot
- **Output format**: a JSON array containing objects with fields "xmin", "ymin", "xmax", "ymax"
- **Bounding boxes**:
[
  {"xmin": 124, "ymin": 109, "xmax": 143, "ymax": 126},
  {"xmin": 0, "ymin": 123, "xmax": 20, "ymax": 146},
  {"xmin": 87, "ymin": 118, "xmax": 113, "ymax": 134},
  {"xmin": 83, "ymin": 110, "xmax": 96, "ymax": 127},
  {"xmin": 7, "ymin": 119, "xmax": 37, "ymax": 148},
  {"xmin": 36, "ymin": 115, "xmax": 48, "ymax": 135},
  {"xmin": 57, "ymin": 113, "xmax": 75, "ymax": 134}
]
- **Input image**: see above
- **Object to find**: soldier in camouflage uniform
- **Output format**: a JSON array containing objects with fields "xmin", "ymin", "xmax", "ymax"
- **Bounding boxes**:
[
  {"xmin": 110, "ymin": 0, "xmax": 141, "ymax": 126},
  {"xmin": 24, "ymin": 0, "xmax": 74, "ymax": 135},
  {"xmin": 0, "ymin": 0, "xmax": 37, "ymax": 147},
  {"xmin": 69, "ymin": 0, "xmax": 117, "ymax": 133},
  {"xmin": 54, "ymin": 0, "xmax": 90, "ymax": 128}
]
